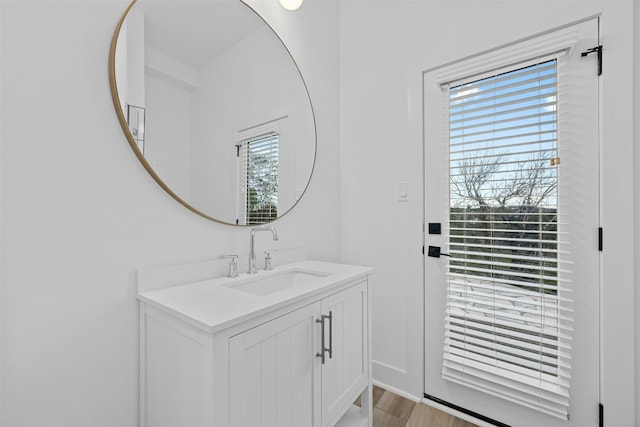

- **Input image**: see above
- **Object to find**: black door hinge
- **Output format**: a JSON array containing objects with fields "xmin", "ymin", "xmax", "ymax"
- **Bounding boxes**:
[
  {"xmin": 598, "ymin": 227, "xmax": 603, "ymax": 251},
  {"xmin": 581, "ymin": 45, "xmax": 603, "ymax": 76},
  {"xmin": 236, "ymin": 144, "xmax": 241, "ymax": 157},
  {"xmin": 599, "ymin": 403, "xmax": 604, "ymax": 427}
]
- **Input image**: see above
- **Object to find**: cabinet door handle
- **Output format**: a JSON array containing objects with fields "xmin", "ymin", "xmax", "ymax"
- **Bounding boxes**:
[
  {"xmin": 327, "ymin": 311, "xmax": 333, "ymax": 359},
  {"xmin": 316, "ymin": 312, "xmax": 333, "ymax": 364},
  {"xmin": 316, "ymin": 316, "xmax": 326, "ymax": 364}
]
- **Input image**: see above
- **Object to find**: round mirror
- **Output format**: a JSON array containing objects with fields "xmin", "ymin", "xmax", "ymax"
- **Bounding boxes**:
[{"xmin": 109, "ymin": 0, "xmax": 316, "ymax": 225}]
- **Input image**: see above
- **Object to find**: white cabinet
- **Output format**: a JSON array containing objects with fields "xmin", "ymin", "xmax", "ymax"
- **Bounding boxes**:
[
  {"xmin": 139, "ymin": 269, "xmax": 371, "ymax": 427},
  {"xmin": 228, "ymin": 282, "xmax": 368, "ymax": 427},
  {"xmin": 229, "ymin": 302, "xmax": 321, "ymax": 427}
]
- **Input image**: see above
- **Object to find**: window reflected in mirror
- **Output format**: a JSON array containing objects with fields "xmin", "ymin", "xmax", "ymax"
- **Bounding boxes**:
[{"xmin": 238, "ymin": 132, "xmax": 279, "ymax": 225}]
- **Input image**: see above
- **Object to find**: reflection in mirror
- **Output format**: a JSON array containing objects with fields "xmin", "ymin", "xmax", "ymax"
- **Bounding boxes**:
[{"xmin": 110, "ymin": 0, "xmax": 316, "ymax": 225}]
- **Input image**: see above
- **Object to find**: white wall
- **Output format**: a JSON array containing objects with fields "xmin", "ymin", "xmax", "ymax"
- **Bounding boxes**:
[
  {"xmin": 340, "ymin": 1, "xmax": 636, "ymax": 425},
  {"xmin": 145, "ymin": 74, "xmax": 192, "ymax": 199},
  {"xmin": 0, "ymin": 1, "xmax": 340, "ymax": 426}
]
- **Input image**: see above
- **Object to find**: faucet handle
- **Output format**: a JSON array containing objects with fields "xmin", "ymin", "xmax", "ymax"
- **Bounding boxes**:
[
  {"xmin": 264, "ymin": 249, "xmax": 277, "ymax": 271},
  {"xmin": 220, "ymin": 255, "xmax": 239, "ymax": 278}
]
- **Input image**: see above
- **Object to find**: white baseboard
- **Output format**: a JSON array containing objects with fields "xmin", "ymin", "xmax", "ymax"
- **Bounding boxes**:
[{"xmin": 372, "ymin": 379, "xmax": 421, "ymax": 403}]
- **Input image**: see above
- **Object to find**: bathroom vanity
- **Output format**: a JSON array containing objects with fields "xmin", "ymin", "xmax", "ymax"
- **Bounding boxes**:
[{"xmin": 137, "ymin": 260, "xmax": 372, "ymax": 427}]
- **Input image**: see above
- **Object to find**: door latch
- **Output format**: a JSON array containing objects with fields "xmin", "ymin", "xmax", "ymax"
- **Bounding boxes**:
[
  {"xmin": 581, "ymin": 45, "xmax": 603, "ymax": 76},
  {"xmin": 427, "ymin": 246, "xmax": 451, "ymax": 258}
]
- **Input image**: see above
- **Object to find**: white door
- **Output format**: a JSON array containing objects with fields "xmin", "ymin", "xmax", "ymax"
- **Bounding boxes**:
[
  {"xmin": 424, "ymin": 19, "xmax": 600, "ymax": 427},
  {"xmin": 229, "ymin": 302, "xmax": 322, "ymax": 427}
]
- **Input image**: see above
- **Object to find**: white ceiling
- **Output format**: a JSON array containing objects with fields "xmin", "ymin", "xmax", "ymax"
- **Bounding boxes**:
[{"xmin": 134, "ymin": 0, "xmax": 266, "ymax": 69}]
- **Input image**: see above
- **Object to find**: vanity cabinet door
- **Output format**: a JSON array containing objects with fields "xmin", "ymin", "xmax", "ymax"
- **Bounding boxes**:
[
  {"xmin": 229, "ymin": 302, "xmax": 322, "ymax": 427},
  {"xmin": 320, "ymin": 281, "xmax": 368, "ymax": 427}
]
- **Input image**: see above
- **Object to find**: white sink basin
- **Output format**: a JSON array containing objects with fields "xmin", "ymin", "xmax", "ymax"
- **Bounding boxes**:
[{"xmin": 225, "ymin": 269, "xmax": 330, "ymax": 296}]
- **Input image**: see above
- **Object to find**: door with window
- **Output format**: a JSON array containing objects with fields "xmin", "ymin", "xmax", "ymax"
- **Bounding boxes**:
[{"xmin": 424, "ymin": 20, "xmax": 600, "ymax": 427}]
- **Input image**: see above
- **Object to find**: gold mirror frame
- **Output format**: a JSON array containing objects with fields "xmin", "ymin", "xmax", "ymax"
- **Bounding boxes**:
[{"xmin": 108, "ymin": 0, "xmax": 317, "ymax": 225}]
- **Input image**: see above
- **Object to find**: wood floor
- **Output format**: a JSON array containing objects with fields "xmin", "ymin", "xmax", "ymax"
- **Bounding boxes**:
[{"xmin": 362, "ymin": 386, "xmax": 479, "ymax": 427}]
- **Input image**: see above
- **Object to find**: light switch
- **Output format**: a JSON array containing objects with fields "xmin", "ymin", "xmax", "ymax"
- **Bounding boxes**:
[{"xmin": 398, "ymin": 182, "xmax": 408, "ymax": 202}]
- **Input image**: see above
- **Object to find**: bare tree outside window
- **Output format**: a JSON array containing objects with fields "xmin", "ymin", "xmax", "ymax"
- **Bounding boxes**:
[
  {"xmin": 246, "ymin": 149, "xmax": 278, "ymax": 224},
  {"xmin": 449, "ymin": 150, "xmax": 559, "ymax": 293}
]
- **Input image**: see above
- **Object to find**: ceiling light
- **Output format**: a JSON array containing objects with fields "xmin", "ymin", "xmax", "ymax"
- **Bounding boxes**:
[{"xmin": 279, "ymin": 0, "xmax": 303, "ymax": 11}]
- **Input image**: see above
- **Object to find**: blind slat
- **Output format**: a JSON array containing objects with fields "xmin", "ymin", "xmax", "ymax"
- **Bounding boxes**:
[
  {"xmin": 449, "ymin": 102, "xmax": 557, "ymax": 126},
  {"xmin": 449, "ymin": 111, "xmax": 558, "ymax": 136}
]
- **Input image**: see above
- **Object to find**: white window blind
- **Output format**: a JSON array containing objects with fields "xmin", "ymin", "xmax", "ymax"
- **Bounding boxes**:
[
  {"xmin": 239, "ymin": 133, "xmax": 279, "ymax": 225},
  {"xmin": 443, "ymin": 59, "xmax": 573, "ymax": 419}
]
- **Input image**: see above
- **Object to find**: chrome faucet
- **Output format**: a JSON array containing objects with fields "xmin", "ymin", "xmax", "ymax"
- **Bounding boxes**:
[{"xmin": 248, "ymin": 226, "xmax": 278, "ymax": 274}]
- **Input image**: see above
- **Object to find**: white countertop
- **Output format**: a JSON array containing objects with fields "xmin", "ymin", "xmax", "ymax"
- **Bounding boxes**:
[{"xmin": 138, "ymin": 260, "xmax": 372, "ymax": 333}]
